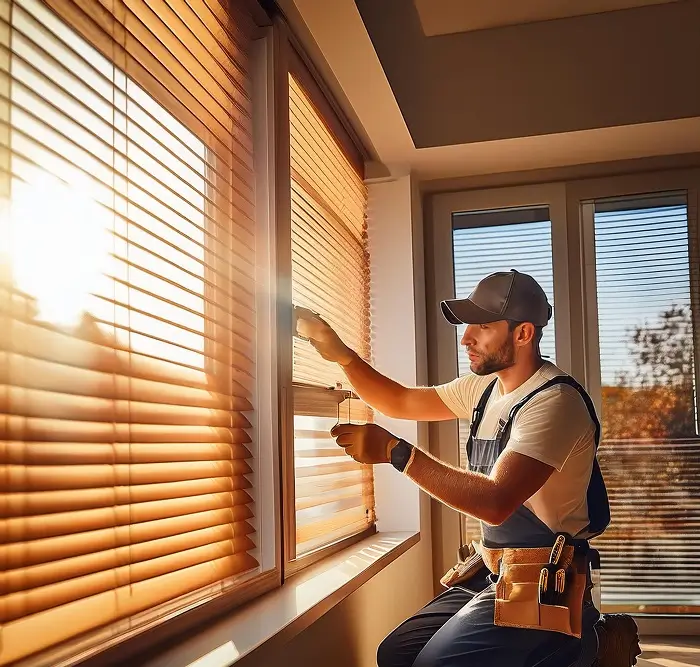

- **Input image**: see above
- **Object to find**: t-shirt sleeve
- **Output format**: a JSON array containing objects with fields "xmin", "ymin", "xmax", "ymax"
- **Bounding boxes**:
[
  {"xmin": 434, "ymin": 374, "xmax": 486, "ymax": 419},
  {"xmin": 506, "ymin": 386, "xmax": 595, "ymax": 472}
]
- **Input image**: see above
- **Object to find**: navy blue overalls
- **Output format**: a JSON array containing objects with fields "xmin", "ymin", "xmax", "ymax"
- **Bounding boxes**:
[{"xmin": 377, "ymin": 376, "xmax": 611, "ymax": 667}]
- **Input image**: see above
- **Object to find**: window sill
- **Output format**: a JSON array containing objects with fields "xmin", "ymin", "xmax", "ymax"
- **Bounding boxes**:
[{"xmin": 140, "ymin": 531, "xmax": 420, "ymax": 667}]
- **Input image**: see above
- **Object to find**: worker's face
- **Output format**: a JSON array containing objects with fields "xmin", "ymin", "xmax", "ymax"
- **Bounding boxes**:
[{"xmin": 460, "ymin": 320, "xmax": 515, "ymax": 375}]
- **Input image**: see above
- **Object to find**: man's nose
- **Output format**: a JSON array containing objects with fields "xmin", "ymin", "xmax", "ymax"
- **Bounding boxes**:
[{"xmin": 461, "ymin": 325, "xmax": 476, "ymax": 346}]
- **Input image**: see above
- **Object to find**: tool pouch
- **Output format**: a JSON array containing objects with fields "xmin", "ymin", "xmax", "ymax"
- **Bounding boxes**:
[{"xmin": 483, "ymin": 535, "xmax": 588, "ymax": 638}]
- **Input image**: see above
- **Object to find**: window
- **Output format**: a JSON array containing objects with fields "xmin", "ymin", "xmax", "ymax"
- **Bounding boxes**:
[
  {"xmin": 451, "ymin": 206, "xmax": 557, "ymax": 543},
  {"xmin": 0, "ymin": 0, "xmax": 263, "ymax": 664},
  {"xmin": 587, "ymin": 192, "xmax": 700, "ymax": 613},
  {"xmin": 287, "ymin": 72, "xmax": 374, "ymax": 562}
]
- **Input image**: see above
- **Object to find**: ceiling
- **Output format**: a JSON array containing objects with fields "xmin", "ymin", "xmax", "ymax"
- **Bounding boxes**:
[
  {"xmin": 282, "ymin": 0, "xmax": 700, "ymax": 181},
  {"xmin": 413, "ymin": 0, "xmax": 681, "ymax": 35},
  {"xmin": 355, "ymin": 0, "xmax": 700, "ymax": 150}
]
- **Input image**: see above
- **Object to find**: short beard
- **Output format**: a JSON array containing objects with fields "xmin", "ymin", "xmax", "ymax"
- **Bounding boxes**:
[{"xmin": 470, "ymin": 337, "xmax": 516, "ymax": 376}]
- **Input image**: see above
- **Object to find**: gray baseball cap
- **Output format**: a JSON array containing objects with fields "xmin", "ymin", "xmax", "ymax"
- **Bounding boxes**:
[{"xmin": 441, "ymin": 269, "xmax": 552, "ymax": 327}]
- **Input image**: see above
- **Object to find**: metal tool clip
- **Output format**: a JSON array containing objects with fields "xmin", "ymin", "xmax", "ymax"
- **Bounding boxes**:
[{"xmin": 539, "ymin": 534, "xmax": 569, "ymax": 605}]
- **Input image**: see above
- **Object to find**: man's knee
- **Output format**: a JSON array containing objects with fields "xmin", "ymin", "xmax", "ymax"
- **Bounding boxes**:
[
  {"xmin": 377, "ymin": 588, "xmax": 474, "ymax": 667},
  {"xmin": 376, "ymin": 633, "xmax": 398, "ymax": 667},
  {"xmin": 376, "ymin": 637, "xmax": 391, "ymax": 667},
  {"xmin": 376, "ymin": 630, "xmax": 412, "ymax": 667}
]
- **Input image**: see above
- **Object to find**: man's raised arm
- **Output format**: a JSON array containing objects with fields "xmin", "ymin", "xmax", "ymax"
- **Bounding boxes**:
[{"xmin": 295, "ymin": 307, "xmax": 455, "ymax": 421}]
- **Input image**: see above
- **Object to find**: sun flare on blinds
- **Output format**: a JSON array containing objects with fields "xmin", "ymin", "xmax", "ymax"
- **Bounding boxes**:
[
  {"xmin": 289, "ymin": 74, "xmax": 374, "ymax": 556},
  {"xmin": 592, "ymin": 193, "xmax": 700, "ymax": 614},
  {"xmin": 451, "ymin": 209, "xmax": 556, "ymax": 543},
  {"xmin": 0, "ymin": 0, "xmax": 258, "ymax": 664}
]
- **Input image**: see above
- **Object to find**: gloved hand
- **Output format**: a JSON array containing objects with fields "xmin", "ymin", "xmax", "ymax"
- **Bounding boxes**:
[
  {"xmin": 330, "ymin": 423, "xmax": 401, "ymax": 464},
  {"xmin": 294, "ymin": 306, "xmax": 356, "ymax": 366}
]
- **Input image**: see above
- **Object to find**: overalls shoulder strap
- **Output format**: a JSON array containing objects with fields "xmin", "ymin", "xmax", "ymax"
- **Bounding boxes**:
[
  {"xmin": 500, "ymin": 374, "xmax": 610, "ymax": 538},
  {"xmin": 501, "ymin": 375, "xmax": 601, "ymax": 445},
  {"xmin": 466, "ymin": 378, "xmax": 499, "ymax": 461}
]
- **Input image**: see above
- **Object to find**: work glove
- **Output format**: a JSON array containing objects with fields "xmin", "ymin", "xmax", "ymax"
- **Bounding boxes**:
[
  {"xmin": 331, "ymin": 423, "xmax": 401, "ymax": 464},
  {"xmin": 294, "ymin": 306, "xmax": 355, "ymax": 366}
]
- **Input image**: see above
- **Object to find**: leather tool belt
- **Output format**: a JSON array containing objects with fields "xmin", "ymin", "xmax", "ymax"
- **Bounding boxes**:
[{"xmin": 482, "ymin": 534, "xmax": 588, "ymax": 638}]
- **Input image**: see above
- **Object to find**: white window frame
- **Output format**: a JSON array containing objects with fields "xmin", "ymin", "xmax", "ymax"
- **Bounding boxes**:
[{"xmin": 251, "ymin": 29, "xmax": 282, "ymax": 578}]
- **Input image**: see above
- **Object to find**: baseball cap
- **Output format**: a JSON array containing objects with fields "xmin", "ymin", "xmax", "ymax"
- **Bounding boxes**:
[{"xmin": 441, "ymin": 269, "xmax": 552, "ymax": 327}]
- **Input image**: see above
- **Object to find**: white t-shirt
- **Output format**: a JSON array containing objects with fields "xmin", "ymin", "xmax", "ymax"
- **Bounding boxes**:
[{"xmin": 435, "ymin": 361, "xmax": 595, "ymax": 537}]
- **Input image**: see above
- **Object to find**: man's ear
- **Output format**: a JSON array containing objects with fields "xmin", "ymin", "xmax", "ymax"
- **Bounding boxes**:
[{"xmin": 514, "ymin": 322, "xmax": 536, "ymax": 348}]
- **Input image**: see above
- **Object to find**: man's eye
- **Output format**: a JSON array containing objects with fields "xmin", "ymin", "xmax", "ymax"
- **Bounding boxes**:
[{"xmin": 479, "ymin": 324, "xmax": 487, "ymax": 330}]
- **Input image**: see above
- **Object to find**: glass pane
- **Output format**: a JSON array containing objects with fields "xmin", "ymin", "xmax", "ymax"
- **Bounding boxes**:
[
  {"xmin": 451, "ymin": 207, "xmax": 556, "ymax": 545},
  {"xmin": 592, "ymin": 193, "xmax": 700, "ymax": 614}
]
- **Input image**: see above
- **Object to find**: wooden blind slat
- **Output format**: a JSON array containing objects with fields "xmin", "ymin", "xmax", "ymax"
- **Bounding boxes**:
[
  {"xmin": 294, "ymin": 469, "xmax": 365, "ymax": 499},
  {"xmin": 0, "ymin": 442, "xmax": 253, "ymax": 467},
  {"xmin": 2, "ymin": 416, "xmax": 252, "ymax": 445},
  {"xmin": 295, "ymin": 484, "xmax": 369, "ymax": 510},
  {"xmin": 3, "ymin": 462, "xmax": 253, "ymax": 494},
  {"xmin": 1, "ymin": 307, "xmax": 254, "ymax": 397},
  {"xmin": 0, "ymin": 552, "xmax": 258, "ymax": 666},
  {"xmin": 296, "ymin": 506, "xmax": 370, "ymax": 548},
  {"xmin": 1, "ymin": 514, "xmax": 255, "ymax": 570},
  {"xmin": 3, "ymin": 530, "xmax": 256, "ymax": 595},
  {"xmin": 1, "ymin": 476, "xmax": 252, "ymax": 522},
  {"xmin": 2, "ymin": 388, "xmax": 251, "ymax": 427},
  {"xmin": 2, "ymin": 355, "xmax": 253, "ymax": 410},
  {"xmin": 297, "ymin": 518, "xmax": 371, "ymax": 556},
  {"xmin": 1, "ymin": 539, "xmax": 255, "ymax": 622}
]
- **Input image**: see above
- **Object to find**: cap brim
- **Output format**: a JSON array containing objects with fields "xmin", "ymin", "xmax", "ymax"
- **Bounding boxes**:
[{"xmin": 440, "ymin": 298, "xmax": 501, "ymax": 326}]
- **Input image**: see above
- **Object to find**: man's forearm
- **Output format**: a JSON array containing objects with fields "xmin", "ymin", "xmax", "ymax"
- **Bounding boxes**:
[
  {"xmin": 340, "ymin": 352, "xmax": 408, "ymax": 418},
  {"xmin": 403, "ymin": 447, "xmax": 505, "ymax": 525}
]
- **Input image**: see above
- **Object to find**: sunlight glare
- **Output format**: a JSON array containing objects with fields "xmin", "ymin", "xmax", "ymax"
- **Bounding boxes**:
[{"xmin": 8, "ymin": 171, "xmax": 111, "ymax": 326}]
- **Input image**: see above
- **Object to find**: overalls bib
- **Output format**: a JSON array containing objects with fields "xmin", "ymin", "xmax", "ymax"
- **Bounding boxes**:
[
  {"xmin": 412, "ymin": 375, "xmax": 610, "ymax": 667},
  {"xmin": 468, "ymin": 375, "xmax": 610, "ymax": 550}
]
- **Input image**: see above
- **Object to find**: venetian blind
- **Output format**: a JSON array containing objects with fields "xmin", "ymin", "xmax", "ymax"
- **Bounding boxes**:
[
  {"xmin": 591, "ymin": 193, "xmax": 700, "ymax": 614},
  {"xmin": 289, "ymin": 73, "xmax": 374, "ymax": 556},
  {"xmin": 0, "ymin": 0, "xmax": 259, "ymax": 664},
  {"xmin": 451, "ymin": 208, "xmax": 556, "ymax": 543}
]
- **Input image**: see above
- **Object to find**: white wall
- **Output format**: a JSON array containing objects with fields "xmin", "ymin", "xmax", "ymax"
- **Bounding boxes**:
[{"xmin": 369, "ymin": 175, "xmax": 426, "ymax": 534}]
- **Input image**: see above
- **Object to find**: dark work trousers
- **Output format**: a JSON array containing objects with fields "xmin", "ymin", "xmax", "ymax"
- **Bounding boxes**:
[{"xmin": 377, "ymin": 571, "xmax": 598, "ymax": 667}]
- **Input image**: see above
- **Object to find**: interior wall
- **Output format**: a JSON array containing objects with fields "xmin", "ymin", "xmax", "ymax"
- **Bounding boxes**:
[{"xmin": 370, "ymin": 177, "xmax": 424, "ymax": 531}]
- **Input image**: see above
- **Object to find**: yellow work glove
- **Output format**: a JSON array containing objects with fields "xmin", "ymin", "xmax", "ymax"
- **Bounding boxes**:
[
  {"xmin": 331, "ymin": 423, "xmax": 401, "ymax": 464},
  {"xmin": 294, "ymin": 306, "xmax": 355, "ymax": 367}
]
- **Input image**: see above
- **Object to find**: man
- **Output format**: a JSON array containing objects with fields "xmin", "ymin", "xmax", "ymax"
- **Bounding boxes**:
[{"xmin": 296, "ymin": 270, "xmax": 640, "ymax": 667}]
